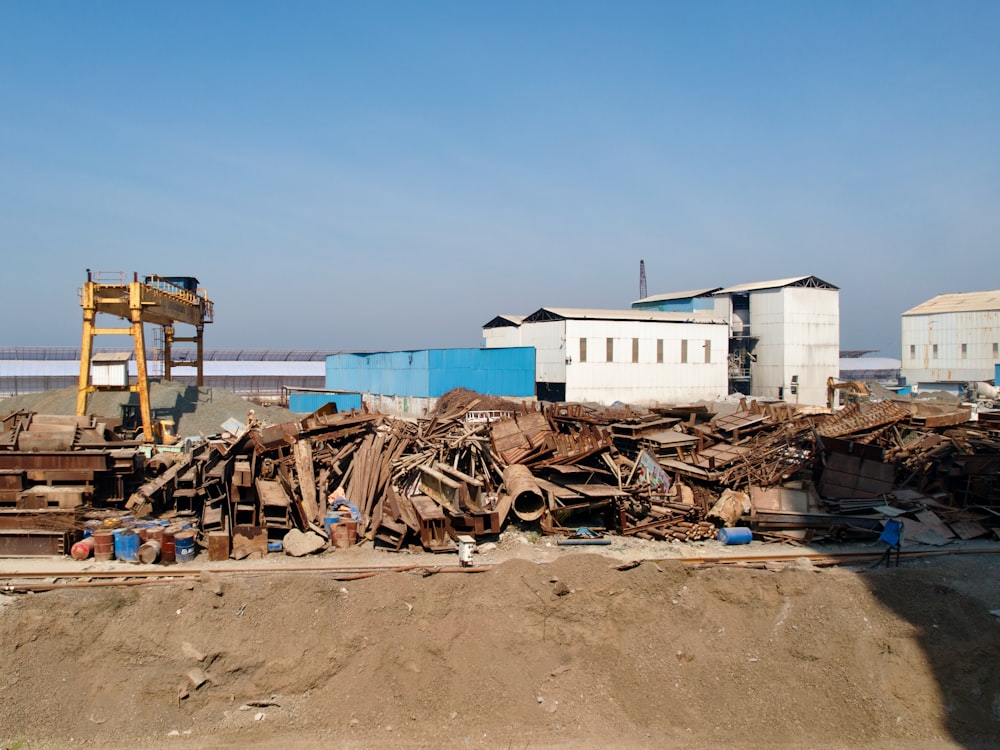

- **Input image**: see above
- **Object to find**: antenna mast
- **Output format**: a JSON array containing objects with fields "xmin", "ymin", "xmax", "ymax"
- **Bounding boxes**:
[{"xmin": 639, "ymin": 259, "xmax": 647, "ymax": 299}]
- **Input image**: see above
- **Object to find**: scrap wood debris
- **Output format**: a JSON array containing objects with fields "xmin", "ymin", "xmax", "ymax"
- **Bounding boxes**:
[{"xmin": 2, "ymin": 388, "xmax": 1000, "ymax": 560}]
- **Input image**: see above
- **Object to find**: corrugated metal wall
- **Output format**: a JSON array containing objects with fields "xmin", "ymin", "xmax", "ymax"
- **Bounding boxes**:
[
  {"xmin": 289, "ymin": 392, "xmax": 363, "ymax": 414},
  {"xmin": 563, "ymin": 319, "xmax": 729, "ymax": 405},
  {"xmin": 428, "ymin": 347, "xmax": 535, "ymax": 397},
  {"xmin": 326, "ymin": 351, "xmax": 431, "ymax": 396},
  {"xmin": 901, "ymin": 310, "xmax": 1000, "ymax": 383},
  {"xmin": 749, "ymin": 287, "xmax": 839, "ymax": 406},
  {"xmin": 325, "ymin": 348, "xmax": 535, "ymax": 398}
]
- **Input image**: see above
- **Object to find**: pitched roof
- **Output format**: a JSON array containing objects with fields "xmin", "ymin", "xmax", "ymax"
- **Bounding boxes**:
[
  {"xmin": 523, "ymin": 307, "xmax": 726, "ymax": 324},
  {"xmin": 715, "ymin": 275, "xmax": 838, "ymax": 294},
  {"xmin": 632, "ymin": 288, "xmax": 721, "ymax": 305},
  {"xmin": 482, "ymin": 314, "xmax": 527, "ymax": 329},
  {"xmin": 902, "ymin": 290, "xmax": 1000, "ymax": 316}
]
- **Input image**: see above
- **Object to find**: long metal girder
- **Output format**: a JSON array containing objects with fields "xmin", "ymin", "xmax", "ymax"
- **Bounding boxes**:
[{"xmin": 87, "ymin": 280, "xmax": 210, "ymax": 327}]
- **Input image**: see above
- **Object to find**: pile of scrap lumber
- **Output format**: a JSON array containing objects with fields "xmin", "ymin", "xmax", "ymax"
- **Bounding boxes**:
[
  {"xmin": 4, "ymin": 390, "xmax": 1000, "ymax": 558},
  {"xmin": 609, "ymin": 397, "xmax": 999, "ymax": 545}
]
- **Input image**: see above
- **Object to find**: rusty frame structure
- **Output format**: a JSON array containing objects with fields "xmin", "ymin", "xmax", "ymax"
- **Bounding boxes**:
[{"xmin": 76, "ymin": 271, "xmax": 213, "ymax": 443}]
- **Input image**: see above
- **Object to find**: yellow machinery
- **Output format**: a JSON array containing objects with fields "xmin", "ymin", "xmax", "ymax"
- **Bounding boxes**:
[
  {"xmin": 76, "ymin": 271, "xmax": 213, "ymax": 443},
  {"xmin": 826, "ymin": 377, "xmax": 870, "ymax": 410}
]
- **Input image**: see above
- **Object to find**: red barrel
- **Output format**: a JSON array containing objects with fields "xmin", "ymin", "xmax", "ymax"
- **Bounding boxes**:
[
  {"xmin": 161, "ymin": 529, "xmax": 176, "ymax": 563},
  {"xmin": 71, "ymin": 537, "xmax": 96, "ymax": 561},
  {"xmin": 331, "ymin": 523, "xmax": 351, "ymax": 549},
  {"xmin": 93, "ymin": 530, "xmax": 115, "ymax": 561},
  {"xmin": 343, "ymin": 519, "xmax": 358, "ymax": 545}
]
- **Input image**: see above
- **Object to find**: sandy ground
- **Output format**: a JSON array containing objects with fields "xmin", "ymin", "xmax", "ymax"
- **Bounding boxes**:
[{"xmin": 2, "ymin": 536, "xmax": 1000, "ymax": 749}]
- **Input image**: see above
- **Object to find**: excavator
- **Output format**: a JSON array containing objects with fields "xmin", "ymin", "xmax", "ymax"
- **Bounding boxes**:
[{"xmin": 826, "ymin": 377, "xmax": 870, "ymax": 409}]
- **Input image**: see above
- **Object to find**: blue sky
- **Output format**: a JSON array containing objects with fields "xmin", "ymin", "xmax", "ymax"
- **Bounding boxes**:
[{"xmin": 1, "ymin": 1, "xmax": 997, "ymax": 356}]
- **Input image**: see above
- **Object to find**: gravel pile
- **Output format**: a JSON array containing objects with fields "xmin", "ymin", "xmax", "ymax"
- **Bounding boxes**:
[{"xmin": 0, "ymin": 380, "xmax": 302, "ymax": 438}]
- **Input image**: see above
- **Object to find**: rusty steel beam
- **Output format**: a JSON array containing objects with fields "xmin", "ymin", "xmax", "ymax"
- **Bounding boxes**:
[{"xmin": 0, "ymin": 451, "xmax": 111, "ymax": 472}]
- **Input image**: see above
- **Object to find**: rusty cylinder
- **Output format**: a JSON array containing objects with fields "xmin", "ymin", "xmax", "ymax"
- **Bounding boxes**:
[{"xmin": 502, "ymin": 464, "xmax": 546, "ymax": 522}]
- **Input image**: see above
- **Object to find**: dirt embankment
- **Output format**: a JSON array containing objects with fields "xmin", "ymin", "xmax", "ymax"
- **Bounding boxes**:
[{"xmin": 2, "ymin": 554, "xmax": 999, "ymax": 749}]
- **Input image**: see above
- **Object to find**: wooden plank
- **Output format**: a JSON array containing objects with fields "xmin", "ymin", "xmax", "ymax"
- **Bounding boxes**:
[
  {"xmin": 949, "ymin": 519, "xmax": 989, "ymax": 540},
  {"xmin": 293, "ymin": 439, "xmax": 319, "ymax": 523}
]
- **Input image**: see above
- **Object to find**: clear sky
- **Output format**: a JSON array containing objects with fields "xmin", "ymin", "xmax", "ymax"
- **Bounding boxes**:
[{"xmin": 1, "ymin": 1, "xmax": 997, "ymax": 357}]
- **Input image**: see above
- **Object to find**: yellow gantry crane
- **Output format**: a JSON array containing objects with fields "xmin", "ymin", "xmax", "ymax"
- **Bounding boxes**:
[{"xmin": 76, "ymin": 271, "xmax": 214, "ymax": 443}]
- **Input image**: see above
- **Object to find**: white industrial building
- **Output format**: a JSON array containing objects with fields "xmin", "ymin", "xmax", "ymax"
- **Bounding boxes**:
[
  {"xmin": 900, "ymin": 290, "xmax": 1000, "ymax": 389},
  {"xmin": 483, "ymin": 308, "xmax": 729, "ymax": 405},
  {"xmin": 633, "ymin": 276, "xmax": 841, "ymax": 407}
]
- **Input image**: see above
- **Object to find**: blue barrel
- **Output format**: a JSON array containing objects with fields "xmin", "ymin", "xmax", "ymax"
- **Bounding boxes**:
[
  {"xmin": 114, "ymin": 529, "xmax": 141, "ymax": 562},
  {"xmin": 718, "ymin": 527, "xmax": 753, "ymax": 545},
  {"xmin": 174, "ymin": 531, "xmax": 197, "ymax": 563}
]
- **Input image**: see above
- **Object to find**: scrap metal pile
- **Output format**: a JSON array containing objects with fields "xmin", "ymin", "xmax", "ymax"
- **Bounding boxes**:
[{"xmin": 3, "ymin": 391, "xmax": 999, "ymax": 559}]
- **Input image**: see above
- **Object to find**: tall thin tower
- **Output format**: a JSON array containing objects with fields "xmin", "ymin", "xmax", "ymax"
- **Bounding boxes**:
[{"xmin": 639, "ymin": 259, "xmax": 647, "ymax": 299}]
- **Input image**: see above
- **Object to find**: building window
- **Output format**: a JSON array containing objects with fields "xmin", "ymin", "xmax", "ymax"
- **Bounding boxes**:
[
  {"xmin": 579, "ymin": 338, "xmax": 587, "ymax": 363},
  {"xmin": 962, "ymin": 343, "xmax": 968, "ymax": 359},
  {"xmin": 606, "ymin": 338, "xmax": 614, "ymax": 362},
  {"xmin": 704, "ymin": 339, "xmax": 711, "ymax": 363},
  {"xmin": 910, "ymin": 344, "xmax": 915, "ymax": 359},
  {"xmin": 656, "ymin": 339, "xmax": 664, "ymax": 364},
  {"xmin": 994, "ymin": 342, "xmax": 999, "ymax": 358},
  {"xmin": 681, "ymin": 340, "xmax": 688, "ymax": 364},
  {"xmin": 632, "ymin": 338, "xmax": 639, "ymax": 364},
  {"xmin": 932, "ymin": 344, "xmax": 938, "ymax": 359}
]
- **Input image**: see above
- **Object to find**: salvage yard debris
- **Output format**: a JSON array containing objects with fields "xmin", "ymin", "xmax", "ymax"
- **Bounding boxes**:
[{"xmin": 1, "ymin": 386, "xmax": 999, "ymax": 560}]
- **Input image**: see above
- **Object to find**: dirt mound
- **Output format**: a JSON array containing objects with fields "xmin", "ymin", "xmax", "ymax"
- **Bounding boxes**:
[
  {"xmin": 0, "ymin": 380, "xmax": 300, "ymax": 438},
  {"xmin": 2, "ymin": 553, "xmax": 999, "ymax": 749}
]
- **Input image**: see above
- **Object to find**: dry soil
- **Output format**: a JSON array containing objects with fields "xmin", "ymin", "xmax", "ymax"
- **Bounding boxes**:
[{"xmin": 2, "ymin": 547, "xmax": 1000, "ymax": 750}]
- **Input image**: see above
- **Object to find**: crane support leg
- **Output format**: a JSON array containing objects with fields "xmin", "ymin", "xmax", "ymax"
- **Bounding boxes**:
[
  {"xmin": 129, "ymin": 281, "xmax": 154, "ymax": 443},
  {"xmin": 76, "ymin": 291, "xmax": 96, "ymax": 417}
]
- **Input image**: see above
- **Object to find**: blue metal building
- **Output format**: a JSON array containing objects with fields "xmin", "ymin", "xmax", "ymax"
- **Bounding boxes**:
[
  {"xmin": 325, "ymin": 347, "xmax": 536, "ymax": 399},
  {"xmin": 288, "ymin": 391, "xmax": 364, "ymax": 414}
]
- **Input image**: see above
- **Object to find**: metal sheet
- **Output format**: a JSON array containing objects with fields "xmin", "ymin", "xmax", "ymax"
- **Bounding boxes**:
[
  {"xmin": 0, "ymin": 530, "xmax": 69, "ymax": 556},
  {"xmin": 0, "ymin": 451, "xmax": 111, "ymax": 471}
]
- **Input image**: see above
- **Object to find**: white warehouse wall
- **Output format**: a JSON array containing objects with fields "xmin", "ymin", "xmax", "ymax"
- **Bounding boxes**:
[
  {"xmin": 901, "ymin": 310, "xmax": 1000, "ymax": 383},
  {"xmin": 483, "ymin": 320, "xmax": 567, "ymax": 384},
  {"xmin": 749, "ymin": 287, "xmax": 839, "ymax": 406},
  {"xmin": 563, "ymin": 319, "xmax": 728, "ymax": 405},
  {"xmin": 482, "ymin": 326, "xmax": 521, "ymax": 350}
]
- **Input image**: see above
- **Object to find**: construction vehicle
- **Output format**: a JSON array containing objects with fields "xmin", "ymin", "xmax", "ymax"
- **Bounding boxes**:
[
  {"xmin": 119, "ymin": 404, "xmax": 179, "ymax": 445},
  {"xmin": 826, "ymin": 377, "xmax": 870, "ymax": 409}
]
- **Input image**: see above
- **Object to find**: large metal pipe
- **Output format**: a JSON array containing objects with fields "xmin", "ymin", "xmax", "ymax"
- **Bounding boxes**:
[{"xmin": 502, "ymin": 464, "xmax": 546, "ymax": 522}]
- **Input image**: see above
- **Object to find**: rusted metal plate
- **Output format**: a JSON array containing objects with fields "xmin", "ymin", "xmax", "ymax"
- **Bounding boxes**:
[
  {"xmin": 0, "ymin": 529, "xmax": 70, "ymax": 557},
  {"xmin": 712, "ymin": 412, "xmax": 767, "ymax": 435},
  {"xmin": 563, "ymin": 483, "xmax": 628, "ymax": 499},
  {"xmin": 816, "ymin": 401, "xmax": 910, "ymax": 438},
  {"xmin": 0, "ymin": 451, "xmax": 111, "ymax": 472},
  {"xmin": 690, "ymin": 443, "xmax": 750, "ymax": 470},
  {"xmin": 0, "ymin": 509, "xmax": 77, "ymax": 531}
]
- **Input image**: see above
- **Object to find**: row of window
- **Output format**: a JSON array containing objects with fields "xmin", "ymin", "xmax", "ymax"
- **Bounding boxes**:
[
  {"xmin": 908, "ymin": 342, "xmax": 1000, "ymax": 360},
  {"xmin": 577, "ymin": 338, "xmax": 712, "ymax": 364}
]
